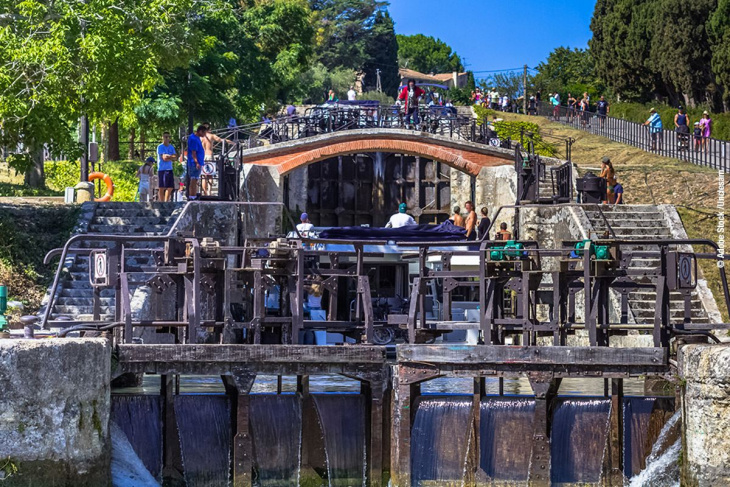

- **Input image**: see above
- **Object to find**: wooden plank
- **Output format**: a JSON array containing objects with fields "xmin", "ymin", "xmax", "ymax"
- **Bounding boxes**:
[
  {"xmin": 397, "ymin": 345, "xmax": 668, "ymax": 366},
  {"xmin": 119, "ymin": 344, "xmax": 387, "ymax": 364}
]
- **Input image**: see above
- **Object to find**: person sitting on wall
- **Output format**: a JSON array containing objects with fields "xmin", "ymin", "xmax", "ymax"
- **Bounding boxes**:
[
  {"xmin": 297, "ymin": 213, "xmax": 314, "ymax": 236},
  {"xmin": 385, "ymin": 203, "xmax": 416, "ymax": 228},
  {"xmin": 613, "ymin": 179, "xmax": 624, "ymax": 204},
  {"xmin": 496, "ymin": 222, "xmax": 512, "ymax": 241}
]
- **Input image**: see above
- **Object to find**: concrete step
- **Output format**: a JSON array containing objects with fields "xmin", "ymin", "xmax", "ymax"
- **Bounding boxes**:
[
  {"xmin": 56, "ymin": 297, "xmax": 116, "ymax": 306},
  {"xmin": 93, "ymin": 208, "xmax": 177, "ymax": 218},
  {"xmin": 630, "ymin": 299, "xmax": 704, "ymax": 310},
  {"xmin": 68, "ymin": 314, "xmax": 116, "ymax": 322},
  {"xmin": 86, "ymin": 224, "xmax": 172, "ymax": 234},
  {"xmin": 53, "ymin": 305, "xmax": 115, "ymax": 315},
  {"xmin": 78, "ymin": 238, "xmax": 167, "ymax": 249},
  {"xmin": 591, "ymin": 220, "xmax": 669, "ymax": 229},
  {"xmin": 93, "ymin": 216, "xmax": 170, "ymax": 226},
  {"xmin": 58, "ymin": 288, "xmax": 116, "ymax": 298},
  {"xmin": 585, "ymin": 210, "xmax": 664, "ymax": 221},
  {"xmin": 629, "ymin": 291, "xmax": 700, "ymax": 300},
  {"xmin": 592, "ymin": 227, "xmax": 673, "ymax": 237}
]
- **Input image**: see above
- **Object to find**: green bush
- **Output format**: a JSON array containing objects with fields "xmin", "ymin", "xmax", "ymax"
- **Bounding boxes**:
[
  {"xmin": 45, "ymin": 159, "xmax": 184, "ymax": 202},
  {"xmin": 474, "ymin": 105, "xmax": 557, "ymax": 157}
]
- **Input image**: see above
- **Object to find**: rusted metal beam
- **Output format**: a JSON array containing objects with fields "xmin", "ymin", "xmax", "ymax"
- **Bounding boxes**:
[
  {"xmin": 397, "ymin": 345, "xmax": 667, "ymax": 367},
  {"xmin": 228, "ymin": 371, "xmax": 256, "ymax": 487},
  {"xmin": 527, "ymin": 376, "xmax": 562, "ymax": 486}
]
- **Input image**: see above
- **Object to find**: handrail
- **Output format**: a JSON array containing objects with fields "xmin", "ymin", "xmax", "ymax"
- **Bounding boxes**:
[
  {"xmin": 593, "ymin": 205, "xmax": 617, "ymax": 238},
  {"xmin": 539, "ymin": 104, "xmax": 729, "ymax": 173}
]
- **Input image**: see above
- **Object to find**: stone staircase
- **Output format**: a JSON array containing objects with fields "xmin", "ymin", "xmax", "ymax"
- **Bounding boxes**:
[
  {"xmin": 584, "ymin": 204, "xmax": 709, "ymax": 325},
  {"xmin": 42, "ymin": 202, "xmax": 184, "ymax": 322}
]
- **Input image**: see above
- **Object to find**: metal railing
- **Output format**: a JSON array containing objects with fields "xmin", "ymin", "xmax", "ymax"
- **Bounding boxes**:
[{"xmin": 537, "ymin": 104, "xmax": 729, "ymax": 172}]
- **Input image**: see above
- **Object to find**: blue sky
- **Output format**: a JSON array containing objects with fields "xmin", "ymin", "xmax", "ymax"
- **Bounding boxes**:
[{"xmin": 389, "ymin": 0, "xmax": 595, "ymax": 77}]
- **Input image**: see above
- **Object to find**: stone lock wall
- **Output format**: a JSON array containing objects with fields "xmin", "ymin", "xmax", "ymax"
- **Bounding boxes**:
[
  {"xmin": 680, "ymin": 343, "xmax": 730, "ymax": 486},
  {"xmin": 0, "ymin": 338, "xmax": 111, "ymax": 486}
]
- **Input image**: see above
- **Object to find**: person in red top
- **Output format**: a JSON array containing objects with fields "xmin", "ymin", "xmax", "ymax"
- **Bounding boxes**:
[{"xmin": 398, "ymin": 79, "xmax": 425, "ymax": 128}]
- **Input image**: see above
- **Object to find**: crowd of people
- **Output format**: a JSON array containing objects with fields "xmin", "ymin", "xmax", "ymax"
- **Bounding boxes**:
[
  {"xmin": 471, "ymin": 88, "xmax": 515, "ymax": 112},
  {"xmin": 296, "ymin": 201, "xmax": 513, "ymax": 242},
  {"xmin": 525, "ymin": 90, "xmax": 716, "ymax": 153},
  {"xmin": 135, "ymin": 124, "xmax": 236, "ymax": 202}
]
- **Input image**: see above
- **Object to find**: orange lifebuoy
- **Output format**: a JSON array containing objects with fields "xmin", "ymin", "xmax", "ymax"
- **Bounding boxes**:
[{"xmin": 89, "ymin": 172, "xmax": 114, "ymax": 202}]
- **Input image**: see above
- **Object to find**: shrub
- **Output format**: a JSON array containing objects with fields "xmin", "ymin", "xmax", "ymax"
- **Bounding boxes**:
[
  {"xmin": 474, "ymin": 105, "xmax": 557, "ymax": 157},
  {"xmin": 45, "ymin": 159, "xmax": 184, "ymax": 202}
]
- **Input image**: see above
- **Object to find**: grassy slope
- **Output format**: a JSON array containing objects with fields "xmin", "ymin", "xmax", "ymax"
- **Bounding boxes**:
[
  {"xmin": 499, "ymin": 112, "xmax": 729, "ymax": 321},
  {"xmin": 0, "ymin": 203, "xmax": 79, "ymax": 319}
]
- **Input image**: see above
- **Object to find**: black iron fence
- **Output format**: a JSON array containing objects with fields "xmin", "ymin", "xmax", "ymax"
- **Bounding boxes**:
[{"xmin": 537, "ymin": 103, "xmax": 730, "ymax": 172}]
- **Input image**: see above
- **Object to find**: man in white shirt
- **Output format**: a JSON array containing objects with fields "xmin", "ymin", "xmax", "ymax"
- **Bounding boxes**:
[
  {"xmin": 296, "ymin": 213, "xmax": 314, "ymax": 235},
  {"xmin": 385, "ymin": 203, "xmax": 416, "ymax": 228},
  {"xmin": 347, "ymin": 86, "xmax": 357, "ymax": 101}
]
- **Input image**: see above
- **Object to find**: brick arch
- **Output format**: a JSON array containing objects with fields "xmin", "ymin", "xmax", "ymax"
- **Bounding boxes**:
[{"xmin": 241, "ymin": 133, "xmax": 512, "ymax": 176}]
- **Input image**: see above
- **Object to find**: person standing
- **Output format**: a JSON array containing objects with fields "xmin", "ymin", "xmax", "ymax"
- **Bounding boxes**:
[
  {"xmin": 700, "ymin": 111, "xmax": 713, "ymax": 153},
  {"xmin": 464, "ymin": 201, "xmax": 477, "ymax": 241},
  {"xmin": 674, "ymin": 107, "xmax": 690, "ymax": 150},
  {"xmin": 478, "ymin": 207, "xmax": 491, "ymax": 239},
  {"xmin": 347, "ymin": 86, "xmax": 357, "ymax": 101},
  {"xmin": 566, "ymin": 93, "xmax": 576, "ymax": 123},
  {"xmin": 451, "ymin": 206, "xmax": 464, "ymax": 228},
  {"xmin": 599, "ymin": 156, "xmax": 617, "ymax": 203},
  {"xmin": 693, "ymin": 121, "xmax": 703, "ymax": 152},
  {"xmin": 385, "ymin": 203, "xmax": 417, "ymax": 228},
  {"xmin": 136, "ymin": 157, "xmax": 155, "ymax": 202},
  {"xmin": 200, "ymin": 124, "xmax": 232, "ymax": 196},
  {"xmin": 398, "ymin": 79, "xmax": 425, "ymax": 129},
  {"xmin": 328, "ymin": 90, "xmax": 338, "ymax": 102},
  {"xmin": 579, "ymin": 96, "xmax": 590, "ymax": 128},
  {"xmin": 156, "ymin": 132, "xmax": 177, "ymax": 202},
  {"xmin": 186, "ymin": 125, "xmax": 207, "ymax": 199},
  {"xmin": 596, "ymin": 95, "xmax": 609, "ymax": 129},
  {"xmin": 643, "ymin": 108, "xmax": 663, "ymax": 152}
]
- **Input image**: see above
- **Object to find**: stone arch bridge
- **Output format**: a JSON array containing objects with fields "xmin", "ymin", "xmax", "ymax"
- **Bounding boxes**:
[
  {"xmin": 240, "ymin": 128, "xmax": 514, "ymax": 176},
  {"xmin": 238, "ymin": 128, "xmax": 518, "ymax": 227}
]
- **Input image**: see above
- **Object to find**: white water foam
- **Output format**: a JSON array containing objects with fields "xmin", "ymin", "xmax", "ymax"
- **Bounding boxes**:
[
  {"xmin": 111, "ymin": 421, "xmax": 160, "ymax": 487},
  {"xmin": 628, "ymin": 412, "xmax": 681, "ymax": 487}
]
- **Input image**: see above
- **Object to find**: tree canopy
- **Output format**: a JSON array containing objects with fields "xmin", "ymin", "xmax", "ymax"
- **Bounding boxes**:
[
  {"xmin": 590, "ymin": 0, "xmax": 730, "ymax": 108},
  {"xmin": 397, "ymin": 34, "xmax": 463, "ymax": 74}
]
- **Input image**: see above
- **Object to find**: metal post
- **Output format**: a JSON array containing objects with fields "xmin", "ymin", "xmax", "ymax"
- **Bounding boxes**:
[{"xmin": 80, "ymin": 114, "xmax": 89, "ymax": 182}]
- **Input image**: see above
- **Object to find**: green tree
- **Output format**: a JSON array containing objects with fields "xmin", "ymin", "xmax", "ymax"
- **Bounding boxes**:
[
  {"xmin": 309, "ymin": 0, "xmax": 386, "ymax": 71},
  {"xmin": 708, "ymin": 0, "xmax": 730, "ymax": 107},
  {"xmin": 480, "ymin": 71, "xmax": 524, "ymax": 100},
  {"xmin": 590, "ymin": 0, "xmax": 659, "ymax": 102},
  {"xmin": 648, "ymin": 0, "xmax": 717, "ymax": 108},
  {"xmin": 397, "ymin": 34, "xmax": 463, "ymax": 74},
  {"xmin": 531, "ymin": 47, "xmax": 603, "ymax": 99},
  {"xmin": 0, "ymin": 0, "xmax": 201, "ymax": 186},
  {"xmin": 362, "ymin": 10, "xmax": 399, "ymax": 95}
]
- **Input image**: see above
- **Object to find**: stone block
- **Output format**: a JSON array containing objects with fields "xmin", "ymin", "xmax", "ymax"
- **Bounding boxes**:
[{"xmin": 0, "ymin": 338, "xmax": 111, "ymax": 486}]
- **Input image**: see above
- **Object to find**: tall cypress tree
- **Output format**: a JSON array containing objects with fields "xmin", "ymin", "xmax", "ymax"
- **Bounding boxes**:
[
  {"xmin": 590, "ymin": 0, "xmax": 659, "ymax": 101},
  {"xmin": 362, "ymin": 10, "xmax": 399, "ymax": 94},
  {"xmin": 709, "ymin": 0, "xmax": 730, "ymax": 108}
]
